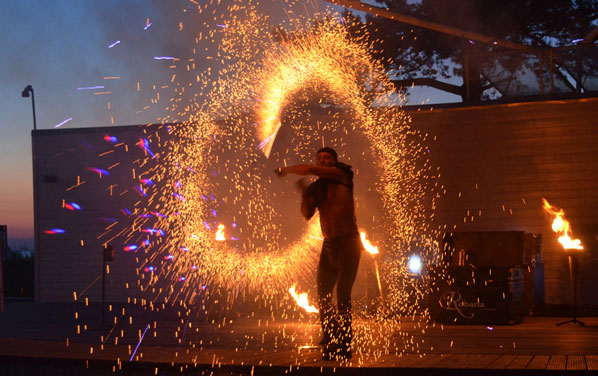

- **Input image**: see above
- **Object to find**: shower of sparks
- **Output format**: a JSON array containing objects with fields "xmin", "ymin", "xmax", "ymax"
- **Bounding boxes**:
[
  {"xmin": 66, "ymin": 0, "xmax": 441, "ymax": 364},
  {"xmin": 108, "ymin": 40, "xmax": 121, "ymax": 48}
]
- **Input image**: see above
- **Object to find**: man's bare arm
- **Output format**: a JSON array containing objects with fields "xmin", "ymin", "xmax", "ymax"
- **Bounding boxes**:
[{"xmin": 276, "ymin": 164, "xmax": 345, "ymax": 181}]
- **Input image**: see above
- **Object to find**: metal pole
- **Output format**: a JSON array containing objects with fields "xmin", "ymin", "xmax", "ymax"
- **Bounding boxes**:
[
  {"xmin": 557, "ymin": 253, "xmax": 584, "ymax": 326},
  {"xmin": 464, "ymin": 57, "xmax": 470, "ymax": 101},
  {"xmin": 539, "ymin": 50, "xmax": 544, "ymax": 95},
  {"xmin": 569, "ymin": 254, "xmax": 577, "ymax": 320},
  {"xmin": 0, "ymin": 225, "xmax": 6, "ymax": 312},
  {"xmin": 30, "ymin": 87, "xmax": 37, "ymax": 131},
  {"xmin": 372, "ymin": 258, "xmax": 385, "ymax": 305},
  {"xmin": 31, "ymin": 128, "xmax": 40, "ymax": 303},
  {"xmin": 101, "ymin": 257, "xmax": 106, "ymax": 327},
  {"xmin": 575, "ymin": 47, "xmax": 583, "ymax": 94},
  {"xmin": 550, "ymin": 50, "xmax": 554, "ymax": 94},
  {"xmin": 0, "ymin": 248, "xmax": 4, "ymax": 313},
  {"xmin": 23, "ymin": 85, "xmax": 39, "ymax": 302}
]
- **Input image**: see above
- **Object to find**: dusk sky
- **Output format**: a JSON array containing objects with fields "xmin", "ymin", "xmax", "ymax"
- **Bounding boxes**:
[{"xmin": 0, "ymin": 1, "xmax": 457, "ymax": 247}]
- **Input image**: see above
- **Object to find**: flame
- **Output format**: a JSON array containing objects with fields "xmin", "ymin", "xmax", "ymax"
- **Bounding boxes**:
[
  {"xmin": 288, "ymin": 284, "xmax": 318, "ymax": 313},
  {"xmin": 360, "ymin": 231, "xmax": 379, "ymax": 255},
  {"xmin": 542, "ymin": 199, "xmax": 583, "ymax": 250},
  {"xmin": 215, "ymin": 224, "xmax": 226, "ymax": 241}
]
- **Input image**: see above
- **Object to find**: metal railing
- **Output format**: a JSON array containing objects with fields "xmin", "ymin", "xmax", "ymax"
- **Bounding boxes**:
[{"xmin": 465, "ymin": 44, "xmax": 598, "ymax": 101}]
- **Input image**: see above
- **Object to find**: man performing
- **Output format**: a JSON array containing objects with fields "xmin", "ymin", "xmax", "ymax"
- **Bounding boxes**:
[{"xmin": 275, "ymin": 147, "xmax": 362, "ymax": 360}]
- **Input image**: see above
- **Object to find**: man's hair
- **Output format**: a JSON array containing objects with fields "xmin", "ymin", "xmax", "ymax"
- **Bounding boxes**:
[{"xmin": 317, "ymin": 146, "xmax": 338, "ymax": 161}]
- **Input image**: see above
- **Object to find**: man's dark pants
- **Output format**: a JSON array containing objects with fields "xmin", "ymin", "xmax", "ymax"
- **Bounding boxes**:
[{"xmin": 317, "ymin": 233, "xmax": 362, "ymax": 353}]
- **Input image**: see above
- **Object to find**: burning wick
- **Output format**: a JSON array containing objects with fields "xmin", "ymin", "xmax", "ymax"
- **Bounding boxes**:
[
  {"xmin": 542, "ymin": 199, "xmax": 583, "ymax": 250},
  {"xmin": 360, "ymin": 231, "xmax": 384, "ymax": 304},
  {"xmin": 360, "ymin": 232, "xmax": 379, "ymax": 255},
  {"xmin": 288, "ymin": 284, "xmax": 318, "ymax": 313},
  {"xmin": 215, "ymin": 224, "xmax": 225, "ymax": 241}
]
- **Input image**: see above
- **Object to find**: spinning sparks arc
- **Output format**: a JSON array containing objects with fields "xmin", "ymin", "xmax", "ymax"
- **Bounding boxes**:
[
  {"xmin": 254, "ymin": 27, "xmax": 375, "ymax": 158},
  {"xmin": 58, "ymin": 0, "xmax": 445, "ymax": 361},
  {"xmin": 95, "ymin": 2, "xmax": 437, "ymax": 334}
]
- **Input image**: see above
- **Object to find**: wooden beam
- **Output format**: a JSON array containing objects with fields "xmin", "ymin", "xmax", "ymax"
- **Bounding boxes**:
[
  {"xmin": 325, "ymin": 0, "xmax": 529, "ymax": 50},
  {"xmin": 582, "ymin": 27, "xmax": 598, "ymax": 44}
]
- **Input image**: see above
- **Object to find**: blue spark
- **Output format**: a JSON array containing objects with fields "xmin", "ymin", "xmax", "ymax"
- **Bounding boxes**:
[
  {"xmin": 54, "ymin": 118, "xmax": 73, "ymax": 128},
  {"xmin": 129, "ymin": 324, "xmax": 150, "ymax": 361}
]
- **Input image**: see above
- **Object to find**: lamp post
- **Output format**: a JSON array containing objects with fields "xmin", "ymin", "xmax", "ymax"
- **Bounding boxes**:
[
  {"xmin": 557, "ymin": 253, "xmax": 585, "ymax": 326},
  {"xmin": 22, "ymin": 85, "xmax": 39, "ymax": 302},
  {"xmin": 21, "ymin": 85, "xmax": 37, "ymax": 130},
  {"xmin": 101, "ymin": 245, "xmax": 114, "ymax": 328}
]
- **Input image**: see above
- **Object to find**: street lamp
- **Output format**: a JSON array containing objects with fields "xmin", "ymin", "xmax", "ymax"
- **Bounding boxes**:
[
  {"xmin": 21, "ymin": 85, "xmax": 37, "ymax": 130},
  {"xmin": 23, "ymin": 85, "xmax": 39, "ymax": 303}
]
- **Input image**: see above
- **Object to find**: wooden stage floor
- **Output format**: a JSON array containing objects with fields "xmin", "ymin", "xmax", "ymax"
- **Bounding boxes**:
[{"xmin": 1, "ymin": 303, "xmax": 597, "ymax": 374}]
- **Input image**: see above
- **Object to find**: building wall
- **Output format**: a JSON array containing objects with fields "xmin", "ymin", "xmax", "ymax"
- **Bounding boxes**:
[
  {"xmin": 408, "ymin": 97, "xmax": 598, "ymax": 305},
  {"xmin": 33, "ymin": 125, "xmax": 154, "ymax": 302},
  {"xmin": 33, "ymin": 98, "xmax": 598, "ymax": 305}
]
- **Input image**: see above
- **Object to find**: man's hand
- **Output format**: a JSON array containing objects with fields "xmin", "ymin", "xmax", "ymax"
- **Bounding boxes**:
[{"xmin": 274, "ymin": 167, "xmax": 287, "ymax": 177}]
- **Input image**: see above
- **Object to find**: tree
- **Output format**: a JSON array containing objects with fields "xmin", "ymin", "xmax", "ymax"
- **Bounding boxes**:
[{"xmin": 343, "ymin": 0, "xmax": 598, "ymax": 102}]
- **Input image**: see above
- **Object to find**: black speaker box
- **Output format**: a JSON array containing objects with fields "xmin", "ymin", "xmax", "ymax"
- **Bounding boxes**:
[{"xmin": 427, "ymin": 266, "xmax": 524, "ymax": 324}]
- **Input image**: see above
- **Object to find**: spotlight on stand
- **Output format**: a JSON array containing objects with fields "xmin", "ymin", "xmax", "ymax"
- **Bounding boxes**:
[{"xmin": 408, "ymin": 254, "xmax": 423, "ymax": 275}]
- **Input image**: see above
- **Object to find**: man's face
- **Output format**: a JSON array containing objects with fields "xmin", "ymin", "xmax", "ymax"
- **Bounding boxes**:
[{"xmin": 316, "ymin": 152, "xmax": 336, "ymax": 167}]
